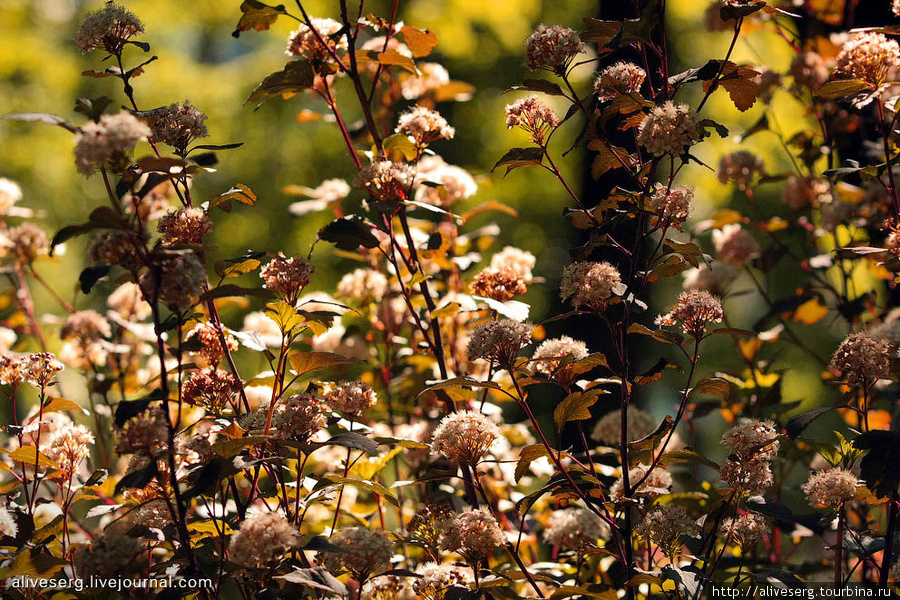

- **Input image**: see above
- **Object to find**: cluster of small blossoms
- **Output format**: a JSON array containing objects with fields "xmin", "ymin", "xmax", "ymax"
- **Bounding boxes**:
[
  {"xmin": 649, "ymin": 185, "xmax": 693, "ymax": 228},
  {"xmin": 490, "ymin": 246, "xmax": 536, "ymax": 284},
  {"xmin": 612, "ymin": 464, "xmax": 674, "ymax": 501},
  {"xmin": 655, "ymin": 290, "xmax": 724, "ymax": 338},
  {"xmin": 440, "ymin": 508, "xmax": 505, "ymax": 563},
  {"xmin": 270, "ymin": 393, "xmax": 327, "ymax": 442},
  {"xmin": 721, "ymin": 419, "xmax": 780, "ymax": 460},
  {"xmin": 529, "ymin": 336, "xmax": 588, "ymax": 384},
  {"xmin": 720, "ymin": 513, "xmax": 770, "ymax": 548},
  {"xmin": 285, "ymin": 18, "xmax": 347, "ymax": 64},
  {"xmin": 395, "ymin": 106, "xmax": 455, "ymax": 145},
  {"xmin": 59, "ymin": 310, "xmax": 112, "ymax": 368},
  {"xmin": 559, "ymin": 261, "xmax": 622, "ymax": 311},
  {"xmin": 834, "ymin": 32, "xmax": 900, "ymax": 86},
  {"xmin": 782, "ymin": 176, "xmax": 832, "ymax": 210},
  {"xmin": 635, "ymin": 505, "xmax": 700, "ymax": 558},
  {"xmin": 802, "ymin": 468, "xmax": 859, "ymax": 511},
  {"xmin": 465, "ymin": 319, "xmax": 533, "ymax": 367},
  {"xmin": 323, "ymin": 380, "xmax": 377, "ymax": 416},
  {"xmin": 45, "ymin": 423, "xmax": 95, "ymax": 477},
  {"xmin": 407, "ymin": 503, "xmax": 454, "ymax": 551},
  {"xmin": 361, "ymin": 576, "xmax": 411, "ymax": 600},
  {"xmin": 1, "ymin": 223, "xmax": 49, "ymax": 265},
  {"xmin": 138, "ymin": 253, "xmax": 206, "ymax": 312},
  {"xmin": 184, "ymin": 321, "xmax": 238, "ymax": 366},
  {"xmin": 431, "ymin": 410, "xmax": 501, "ymax": 466},
  {"xmin": 830, "ymin": 332, "xmax": 892, "ymax": 385},
  {"xmin": 413, "ymin": 563, "xmax": 469, "ymax": 600},
  {"xmin": 228, "ymin": 511, "xmax": 300, "ymax": 568},
  {"xmin": 716, "ymin": 150, "xmax": 766, "ymax": 190},
  {"xmin": 319, "ymin": 527, "xmax": 393, "ymax": 581},
  {"xmin": 23, "ymin": 352, "xmax": 65, "ymax": 389},
  {"xmin": 0, "ymin": 506, "xmax": 17, "ymax": 539},
  {"xmin": 414, "ymin": 156, "xmax": 478, "ymax": 207},
  {"xmin": 637, "ymin": 101, "xmax": 702, "ymax": 157},
  {"xmin": 143, "ymin": 102, "xmax": 208, "ymax": 152},
  {"xmin": 115, "ymin": 405, "xmax": 169, "ymax": 458},
  {"xmin": 591, "ymin": 407, "xmax": 657, "ymax": 446},
  {"xmin": 595, "ymin": 61, "xmax": 647, "ymax": 102},
  {"xmin": 505, "ymin": 95, "xmax": 559, "ymax": 145},
  {"xmin": 260, "ymin": 255, "xmax": 314, "ymax": 305},
  {"xmin": 75, "ymin": 535, "xmax": 148, "ymax": 579},
  {"xmin": 524, "ymin": 24, "xmax": 584, "ymax": 73},
  {"xmin": 543, "ymin": 508, "xmax": 609, "ymax": 551},
  {"xmin": 88, "ymin": 230, "xmax": 138, "ymax": 268},
  {"xmin": 74, "ymin": 113, "xmax": 151, "ymax": 176},
  {"xmin": 712, "ymin": 224, "xmax": 760, "ymax": 267},
  {"xmin": 0, "ymin": 178, "xmax": 22, "ymax": 215},
  {"xmin": 719, "ymin": 457, "xmax": 774, "ymax": 496},
  {"xmin": 157, "ymin": 207, "xmax": 212, "ymax": 246},
  {"xmin": 470, "ymin": 266, "xmax": 527, "ymax": 301},
  {"xmin": 336, "ymin": 268, "xmax": 388, "ymax": 304},
  {"xmin": 74, "ymin": 3, "xmax": 144, "ymax": 54},
  {"xmin": 108, "ymin": 281, "xmax": 152, "ymax": 321},
  {"xmin": 181, "ymin": 369, "xmax": 240, "ymax": 413},
  {"xmin": 354, "ymin": 160, "xmax": 416, "ymax": 202}
]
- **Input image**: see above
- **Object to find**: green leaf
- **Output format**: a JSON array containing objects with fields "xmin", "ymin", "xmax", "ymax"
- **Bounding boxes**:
[
  {"xmin": 383, "ymin": 133, "xmax": 418, "ymax": 160},
  {"xmin": 814, "ymin": 79, "xmax": 873, "ymax": 100},
  {"xmin": 232, "ymin": 0, "xmax": 287, "ymax": 37},
  {"xmin": 491, "ymin": 147, "xmax": 544, "ymax": 176},
  {"xmin": 288, "ymin": 351, "xmax": 365, "ymax": 377},
  {"xmin": 660, "ymin": 449, "xmax": 720, "ymax": 470},
  {"xmin": 8, "ymin": 447, "xmax": 57, "ymax": 469},
  {"xmin": 553, "ymin": 389, "xmax": 602, "ymax": 434},
  {"xmin": 318, "ymin": 217, "xmax": 380, "ymax": 250},
  {"xmin": 507, "ymin": 79, "xmax": 565, "ymax": 96},
  {"xmin": 317, "ymin": 475, "xmax": 400, "ymax": 507},
  {"xmin": 246, "ymin": 61, "xmax": 316, "ymax": 107},
  {"xmin": 417, "ymin": 376, "xmax": 501, "ymax": 398},
  {"xmin": 214, "ymin": 250, "xmax": 265, "ymax": 279},
  {"xmin": 628, "ymin": 415, "xmax": 673, "ymax": 464},
  {"xmin": 198, "ymin": 284, "xmax": 273, "ymax": 302},
  {"xmin": 319, "ymin": 432, "xmax": 378, "ymax": 455},
  {"xmin": 210, "ymin": 436, "xmax": 269, "ymax": 458}
]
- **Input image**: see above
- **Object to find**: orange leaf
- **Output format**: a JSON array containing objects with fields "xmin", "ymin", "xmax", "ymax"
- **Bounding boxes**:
[{"xmin": 792, "ymin": 298, "xmax": 828, "ymax": 325}]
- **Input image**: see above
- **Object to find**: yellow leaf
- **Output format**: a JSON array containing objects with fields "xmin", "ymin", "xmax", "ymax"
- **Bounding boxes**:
[
  {"xmin": 793, "ymin": 298, "xmax": 828, "ymax": 325},
  {"xmin": 738, "ymin": 338, "xmax": 763, "ymax": 361},
  {"xmin": 8, "ymin": 446, "xmax": 57, "ymax": 469},
  {"xmin": 431, "ymin": 301, "xmax": 460, "ymax": 319},
  {"xmin": 400, "ymin": 25, "xmax": 439, "ymax": 58},
  {"xmin": 711, "ymin": 209, "xmax": 743, "ymax": 229},
  {"xmin": 39, "ymin": 397, "xmax": 85, "ymax": 415}
]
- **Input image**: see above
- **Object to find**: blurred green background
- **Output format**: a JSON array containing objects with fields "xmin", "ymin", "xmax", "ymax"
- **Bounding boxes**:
[{"xmin": 0, "ymin": 0, "xmax": 852, "ymax": 459}]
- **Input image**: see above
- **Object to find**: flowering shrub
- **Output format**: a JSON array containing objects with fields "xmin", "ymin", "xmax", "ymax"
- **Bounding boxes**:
[{"xmin": 3, "ymin": 1, "xmax": 900, "ymax": 599}]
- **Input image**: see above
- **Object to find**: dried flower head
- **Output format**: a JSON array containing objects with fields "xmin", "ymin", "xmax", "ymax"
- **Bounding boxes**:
[
  {"xmin": 595, "ymin": 62, "xmax": 647, "ymax": 102},
  {"xmin": 719, "ymin": 457, "xmax": 774, "ymax": 496},
  {"xmin": 720, "ymin": 513, "xmax": 770, "ymax": 548},
  {"xmin": 407, "ymin": 504, "xmax": 454, "ymax": 550},
  {"xmin": 637, "ymin": 101, "xmax": 702, "ymax": 157},
  {"xmin": 116, "ymin": 405, "xmax": 168, "ymax": 458},
  {"xmin": 395, "ymin": 106, "xmax": 455, "ymax": 145},
  {"xmin": 649, "ymin": 185, "xmax": 693, "ymax": 227},
  {"xmin": 45, "ymin": 422, "xmax": 94, "ymax": 477},
  {"xmin": 655, "ymin": 290, "xmax": 724, "ymax": 338},
  {"xmin": 635, "ymin": 505, "xmax": 700, "ymax": 558},
  {"xmin": 25, "ymin": 352, "xmax": 64, "ymax": 388},
  {"xmin": 139, "ymin": 253, "xmax": 206, "ymax": 312},
  {"xmin": 74, "ymin": 113, "xmax": 151, "ymax": 176},
  {"xmin": 157, "ymin": 207, "xmax": 212, "ymax": 246},
  {"xmin": 505, "ymin": 95, "xmax": 559, "ymax": 145},
  {"xmin": 721, "ymin": 419, "xmax": 780, "ymax": 461},
  {"xmin": 610, "ymin": 463, "xmax": 674, "ymax": 500},
  {"xmin": 717, "ymin": 150, "xmax": 766, "ymax": 189},
  {"xmin": 560, "ymin": 261, "xmax": 622, "ymax": 311},
  {"xmin": 75, "ymin": 2, "xmax": 144, "ymax": 54},
  {"xmin": 0, "ymin": 178, "xmax": 22, "ymax": 216},
  {"xmin": 432, "ymin": 410, "xmax": 501, "ymax": 465},
  {"xmin": 712, "ymin": 224, "xmax": 760, "ymax": 267},
  {"xmin": 320, "ymin": 527, "xmax": 393, "ymax": 581},
  {"xmin": 490, "ymin": 246, "xmax": 536, "ymax": 284},
  {"xmin": 271, "ymin": 393, "xmax": 327, "ymax": 442},
  {"xmin": 260, "ymin": 254, "xmax": 314, "ymax": 305},
  {"xmin": 75, "ymin": 534, "xmax": 147, "ymax": 579},
  {"xmin": 185, "ymin": 322, "xmax": 238, "ymax": 366},
  {"xmin": 285, "ymin": 17, "xmax": 347, "ymax": 64},
  {"xmin": 830, "ymin": 332, "xmax": 892, "ymax": 385},
  {"xmin": 440, "ymin": 508, "xmax": 505, "ymax": 563},
  {"xmin": 0, "ymin": 505, "xmax": 17, "ymax": 539},
  {"xmin": 543, "ymin": 508, "xmax": 610, "ymax": 551},
  {"xmin": 466, "ymin": 319, "xmax": 533, "ymax": 367},
  {"xmin": 591, "ymin": 408, "xmax": 658, "ymax": 446},
  {"xmin": 229, "ymin": 511, "xmax": 300, "ymax": 567},
  {"xmin": 324, "ymin": 380, "xmax": 377, "ymax": 415},
  {"xmin": 835, "ymin": 32, "xmax": 900, "ymax": 86},
  {"xmin": 529, "ymin": 336, "xmax": 588, "ymax": 384},
  {"xmin": 88, "ymin": 230, "xmax": 139, "ymax": 269},
  {"xmin": 1, "ymin": 223, "xmax": 49, "ymax": 265},
  {"xmin": 525, "ymin": 24, "xmax": 585, "ymax": 73},
  {"xmin": 354, "ymin": 160, "xmax": 416, "ymax": 202},
  {"xmin": 412, "ymin": 562, "xmax": 469, "ymax": 600},
  {"xmin": 337, "ymin": 268, "xmax": 388, "ymax": 304},
  {"xmin": 414, "ymin": 155, "xmax": 478, "ymax": 207},
  {"xmin": 144, "ymin": 101, "xmax": 208, "ymax": 151},
  {"xmin": 181, "ymin": 369, "xmax": 240, "ymax": 414},
  {"xmin": 470, "ymin": 266, "xmax": 527, "ymax": 301},
  {"xmin": 0, "ymin": 355, "xmax": 28, "ymax": 389},
  {"xmin": 803, "ymin": 467, "xmax": 859, "ymax": 510}
]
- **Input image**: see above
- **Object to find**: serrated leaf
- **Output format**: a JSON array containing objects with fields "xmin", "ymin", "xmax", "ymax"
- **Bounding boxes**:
[
  {"xmin": 232, "ymin": 0, "xmax": 286, "ymax": 37},
  {"xmin": 247, "ymin": 61, "xmax": 315, "ymax": 106},
  {"xmin": 417, "ymin": 376, "xmax": 501, "ymax": 398},
  {"xmin": 318, "ymin": 475, "xmax": 399, "ymax": 507},
  {"xmin": 400, "ymin": 25, "xmax": 439, "ymax": 57},
  {"xmin": 9, "ymin": 447, "xmax": 57, "ymax": 469},
  {"xmin": 321, "ymin": 432, "xmax": 378, "ymax": 455},
  {"xmin": 210, "ymin": 436, "xmax": 268, "ymax": 458},
  {"xmin": 853, "ymin": 431, "xmax": 900, "ymax": 498},
  {"xmin": 492, "ymin": 147, "xmax": 544, "ymax": 175},
  {"xmin": 318, "ymin": 216, "xmax": 380, "ymax": 250},
  {"xmin": 515, "ymin": 443, "xmax": 550, "ymax": 483},
  {"xmin": 40, "ymin": 398, "xmax": 86, "ymax": 415},
  {"xmin": 209, "ymin": 183, "xmax": 257, "ymax": 208},
  {"xmin": 382, "ymin": 133, "xmax": 418, "ymax": 160},
  {"xmin": 689, "ymin": 377, "xmax": 731, "ymax": 399},
  {"xmin": 289, "ymin": 351, "xmax": 364, "ymax": 377},
  {"xmin": 554, "ymin": 390, "xmax": 601, "ymax": 434},
  {"xmin": 660, "ymin": 449, "xmax": 720, "ymax": 470},
  {"xmin": 814, "ymin": 79, "xmax": 872, "ymax": 100}
]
